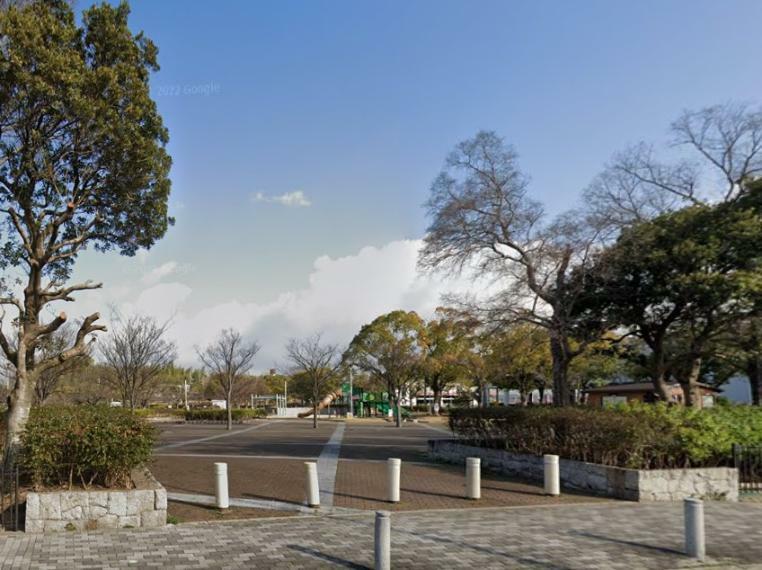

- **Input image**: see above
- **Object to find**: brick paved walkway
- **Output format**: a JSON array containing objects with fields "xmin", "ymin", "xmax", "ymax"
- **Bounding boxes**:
[{"xmin": 1, "ymin": 501, "xmax": 761, "ymax": 568}]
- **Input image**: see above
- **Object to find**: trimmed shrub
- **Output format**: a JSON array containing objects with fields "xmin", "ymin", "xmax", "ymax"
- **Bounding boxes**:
[
  {"xmin": 184, "ymin": 408, "xmax": 266, "ymax": 422},
  {"xmin": 20, "ymin": 406, "xmax": 155, "ymax": 489},
  {"xmin": 449, "ymin": 404, "xmax": 762, "ymax": 470},
  {"xmin": 133, "ymin": 408, "xmax": 186, "ymax": 419}
]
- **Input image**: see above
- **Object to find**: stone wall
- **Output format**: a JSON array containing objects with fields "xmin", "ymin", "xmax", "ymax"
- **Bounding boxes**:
[
  {"xmin": 25, "ymin": 468, "xmax": 167, "ymax": 533},
  {"xmin": 428, "ymin": 439, "xmax": 738, "ymax": 502}
]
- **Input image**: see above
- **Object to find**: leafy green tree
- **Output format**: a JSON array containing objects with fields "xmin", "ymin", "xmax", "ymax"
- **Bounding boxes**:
[
  {"xmin": 579, "ymin": 185, "xmax": 762, "ymax": 406},
  {"xmin": 421, "ymin": 308, "xmax": 473, "ymax": 414},
  {"xmin": 486, "ymin": 324, "xmax": 551, "ymax": 405},
  {"xmin": 0, "ymin": 1, "xmax": 172, "ymax": 463},
  {"xmin": 345, "ymin": 310, "xmax": 426, "ymax": 427}
]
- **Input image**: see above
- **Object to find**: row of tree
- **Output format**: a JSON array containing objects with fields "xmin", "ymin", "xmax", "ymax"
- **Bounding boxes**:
[{"xmin": 419, "ymin": 103, "xmax": 762, "ymax": 407}]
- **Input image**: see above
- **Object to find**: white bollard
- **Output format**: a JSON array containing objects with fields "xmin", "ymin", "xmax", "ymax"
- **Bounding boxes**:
[
  {"xmin": 374, "ymin": 511, "xmax": 391, "ymax": 570},
  {"xmin": 387, "ymin": 458, "xmax": 401, "ymax": 503},
  {"xmin": 305, "ymin": 461, "xmax": 320, "ymax": 507},
  {"xmin": 214, "ymin": 462, "xmax": 229, "ymax": 509},
  {"xmin": 684, "ymin": 498, "xmax": 705, "ymax": 561},
  {"xmin": 543, "ymin": 454, "xmax": 560, "ymax": 496},
  {"xmin": 466, "ymin": 457, "xmax": 481, "ymax": 500}
]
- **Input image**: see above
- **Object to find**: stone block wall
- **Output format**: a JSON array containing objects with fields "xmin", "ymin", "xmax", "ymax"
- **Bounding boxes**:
[
  {"xmin": 25, "ymin": 468, "xmax": 167, "ymax": 533},
  {"xmin": 428, "ymin": 439, "xmax": 738, "ymax": 502}
]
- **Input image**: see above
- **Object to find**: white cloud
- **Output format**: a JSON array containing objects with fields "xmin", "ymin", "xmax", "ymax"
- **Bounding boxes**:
[
  {"xmin": 252, "ymin": 190, "xmax": 311, "ymax": 207},
  {"xmin": 69, "ymin": 240, "xmax": 491, "ymax": 371},
  {"xmin": 141, "ymin": 261, "xmax": 184, "ymax": 285}
]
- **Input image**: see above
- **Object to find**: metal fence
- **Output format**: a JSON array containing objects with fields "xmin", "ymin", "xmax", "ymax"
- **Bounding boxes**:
[
  {"xmin": 733, "ymin": 444, "xmax": 762, "ymax": 492},
  {"xmin": 0, "ymin": 465, "xmax": 22, "ymax": 531}
]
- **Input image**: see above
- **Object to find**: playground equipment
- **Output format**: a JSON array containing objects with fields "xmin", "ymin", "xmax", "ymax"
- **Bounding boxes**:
[{"xmin": 297, "ymin": 389, "xmax": 343, "ymax": 418}]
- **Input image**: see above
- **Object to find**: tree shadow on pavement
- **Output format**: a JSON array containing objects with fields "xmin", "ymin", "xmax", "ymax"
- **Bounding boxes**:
[
  {"xmin": 571, "ymin": 531, "xmax": 684, "ymax": 557},
  {"xmin": 287, "ymin": 544, "xmax": 368, "ymax": 569},
  {"xmin": 407, "ymin": 530, "xmax": 566, "ymax": 569}
]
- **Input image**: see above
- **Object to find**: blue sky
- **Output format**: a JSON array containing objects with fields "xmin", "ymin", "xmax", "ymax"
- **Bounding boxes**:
[{"xmin": 69, "ymin": 0, "xmax": 762, "ymax": 367}]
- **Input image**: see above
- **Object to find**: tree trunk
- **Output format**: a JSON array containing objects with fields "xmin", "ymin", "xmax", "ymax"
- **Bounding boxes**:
[
  {"xmin": 226, "ymin": 389, "xmax": 232, "ymax": 431},
  {"xmin": 476, "ymin": 378, "xmax": 486, "ymax": 408},
  {"xmin": 393, "ymin": 388, "xmax": 402, "ymax": 428},
  {"xmin": 650, "ymin": 345, "xmax": 672, "ymax": 402},
  {"xmin": 433, "ymin": 388, "xmax": 442, "ymax": 415},
  {"xmin": 748, "ymin": 357, "xmax": 762, "ymax": 406},
  {"xmin": 679, "ymin": 356, "xmax": 702, "ymax": 408},
  {"xmin": 313, "ymin": 401, "xmax": 318, "ymax": 429},
  {"xmin": 3, "ymin": 366, "xmax": 35, "ymax": 471},
  {"xmin": 549, "ymin": 336, "xmax": 571, "ymax": 407}
]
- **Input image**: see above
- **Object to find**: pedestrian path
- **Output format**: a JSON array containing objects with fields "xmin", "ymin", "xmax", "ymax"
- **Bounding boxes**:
[
  {"xmin": 1, "ymin": 501, "xmax": 761, "ymax": 568},
  {"xmin": 316, "ymin": 422, "xmax": 345, "ymax": 507}
]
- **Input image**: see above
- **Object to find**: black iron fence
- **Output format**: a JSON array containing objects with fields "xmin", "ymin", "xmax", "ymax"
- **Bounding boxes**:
[
  {"xmin": 0, "ymin": 465, "xmax": 22, "ymax": 531},
  {"xmin": 733, "ymin": 444, "xmax": 762, "ymax": 492}
]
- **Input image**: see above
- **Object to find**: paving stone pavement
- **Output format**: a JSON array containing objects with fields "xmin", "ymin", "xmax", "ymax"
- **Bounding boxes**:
[{"xmin": 1, "ymin": 501, "xmax": 762, "ymax": 569}]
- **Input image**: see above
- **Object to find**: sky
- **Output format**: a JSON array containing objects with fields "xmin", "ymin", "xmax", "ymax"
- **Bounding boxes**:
[{"xmin": 64, "ymin": 0, "xmax": 762, "ymax": 370}]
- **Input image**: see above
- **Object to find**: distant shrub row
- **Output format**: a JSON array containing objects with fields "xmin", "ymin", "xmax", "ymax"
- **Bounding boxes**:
[
  {"xmin": 20, "ymin": 406, "xmax": 155, "ymax": 489},
  {"xmin": 183, "ymin": 408, "xmax": 266, "ymax": 422},
  {"xmin": 449, "ymin": 403, "xmax": 762, "ymax": 470}
]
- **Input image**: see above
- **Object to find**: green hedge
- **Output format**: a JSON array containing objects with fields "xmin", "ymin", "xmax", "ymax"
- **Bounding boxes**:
[
  {"xmin": 184, "ymin": 408, "xmax": 267, "ymax": 422},
  {"xmin": 133, "ymin": 408, "xmax": 186, "ymax": 419},
  {"xmin": 449, "ymin": 404, "xmax": 762, "ymax": 469},
  {"xmin": 20, "ymin": 406, "xmax": 155, "ymax": 489}
]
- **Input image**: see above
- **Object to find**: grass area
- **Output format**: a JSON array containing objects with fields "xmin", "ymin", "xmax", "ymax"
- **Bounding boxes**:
[{"xmin": 167, "ymin": 500, "xmax": 298, "ymax": 524}]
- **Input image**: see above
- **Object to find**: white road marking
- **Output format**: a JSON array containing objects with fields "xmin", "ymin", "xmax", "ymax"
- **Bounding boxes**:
[
  {"xmin": 156, "ymin": 421, "xmax": 272, "ymax": 450},
  {"xmin": 166, "ymin": 491, "xmax": 361, "ymax": 515},
  {"xmin": 316, "ymin": 423, "xmax": 345, "ymax": 507}
]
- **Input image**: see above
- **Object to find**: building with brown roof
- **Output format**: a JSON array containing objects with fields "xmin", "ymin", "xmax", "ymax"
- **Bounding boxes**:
[{"xmin": 584, "ymin": 381, "xmax": 721, "ymax": 409}]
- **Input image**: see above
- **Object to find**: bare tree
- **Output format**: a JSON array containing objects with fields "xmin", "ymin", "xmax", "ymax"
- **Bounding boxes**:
[
  {"xmin": 196, "ymin": 329, "xmax": 260, "ymax": 430},
  {"xmin": 586, "ymin": 102, "xmax": 762, "ymax": 225},
  {"xmin": 419, "ymin": 131, "xmax": 605, "ymax": 406},
  {"xmin": 34, "ymin": 323, "xmax": 92, "ymax": 404},
  {"xmin": 100, "ymin": 314, "xmax": 177, "ymax": 410},
  {"xmin": 286, "ymin": 333, "xmax": 342, "ymax": 428}
]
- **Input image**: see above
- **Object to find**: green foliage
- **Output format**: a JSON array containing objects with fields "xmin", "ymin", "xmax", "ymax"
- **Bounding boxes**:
[
  {"xmin": 19, "ymin": 406, "xmax": 155, "ymax": 489},
  {"xmin": 0, "ymin": 0, "xmax": 173, "ymax": 274},
  {"xmin": 578, "ymin": 187, "xmax": 762, "ymax": 392},
  {"xmin": 183, "ymin": 408, "xmax": 266, "ymax": 422},
  {"xmin": 133, "ymin": 408, "xmax": 186, "ymax": 419},
  {"xmin": 449, "ymin": 404, "xmax": 762, "ymax": 469},
  {"xmin": 345, "ymin": 310, "xmax": 426, "ymax": 400}
]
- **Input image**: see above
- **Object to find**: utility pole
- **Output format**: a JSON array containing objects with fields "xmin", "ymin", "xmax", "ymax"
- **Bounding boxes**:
[
  {"xmin": 183, "ymin": 379, "xmax": 190, "ymax": 411},
  {"xmin": 284, "ymin": 378, "xmax": 288, "ymax": 408}
]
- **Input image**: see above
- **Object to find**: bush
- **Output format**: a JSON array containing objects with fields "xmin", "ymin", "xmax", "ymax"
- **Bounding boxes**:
[
  {"xmin": 449, "ymin": 404, "xmax": 762, "ymax": 469},
  {"xmin": 183, "ymin": 408, "xmax": 266, "ymax": 422},
  {"xmin": 133, "ymin": 408, "xmax": 186, "ymax": 419},
  {"xmin": 20, "ymin": 406, "xmax": 155, "ymax": 489}
]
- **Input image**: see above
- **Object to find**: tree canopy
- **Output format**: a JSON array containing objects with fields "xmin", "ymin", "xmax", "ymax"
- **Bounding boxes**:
[{"xmin": 0, "ymin": 0, "xmax": 173, "ymax": 462}]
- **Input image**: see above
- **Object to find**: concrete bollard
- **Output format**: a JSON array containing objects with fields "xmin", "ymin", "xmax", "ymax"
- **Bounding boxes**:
[
  {"xmin": 466, "ymin": 457, "xmax": 481, "ymax": 500},
  {"xmin": 543, "ymin": 454, "xmax": 560, "ymax": 496},
  {"xmin": 684, "ymin": 498, "xmax": 705, "ymax": 561},
  {"xmin": 305, "ymin": 461, "xmax": 320, "ymax": 507},
  {"xmin": 214, "ymin": 462, "xmax": 229, "ymax": 509},
  {"xmin": 387, "ymin": 458, "xmax": 401, "ymax": 503},
  {"xmin": 374, "ymin": 511, "xmax": 391, "ymax": 570}
]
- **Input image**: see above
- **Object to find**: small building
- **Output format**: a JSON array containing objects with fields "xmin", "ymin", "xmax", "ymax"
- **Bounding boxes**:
[{"xmin": 585, "ymin": 381, "xmax": 720, "ymax": 408}]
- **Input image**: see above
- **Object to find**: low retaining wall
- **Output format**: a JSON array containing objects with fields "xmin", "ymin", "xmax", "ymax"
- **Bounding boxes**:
[
  {"xmin": 428, "ymin": 439, "xmax": 739, "ymax": 502},
  {"xmin": 25, "ymin": 468, "xmax": 167, "ymax": 533}
]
